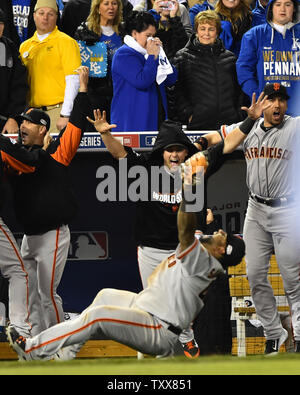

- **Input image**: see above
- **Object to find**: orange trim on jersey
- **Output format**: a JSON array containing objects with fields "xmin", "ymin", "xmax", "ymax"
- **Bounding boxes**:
[
  {"xmin": 167, "ymin": 254, "xmax": 176, "ymax": 268},
  {"xmin": 25, "ymin": 318, "xmax": 163, "ymax": 354},
  {"xmin": 50, "ymin": 122, "xmax": 82, "ymax": 166},
  {"xmin": 1, "ymin": 152, "xmax": 36, "ymax": 174},
  {"xmin": 51, "ymin": 228, "xmax": 61, "ymax": 324},
  {"xmin": 221, "ymin": 125, "xmax": 227, "ymax": 139},
  {"xmin": 177, "ymin": 238, "xmax": 198, "ymax": 260},
  {"xmin": 168, "ymin": 261, "xmax": 176, "ymax": 268},
  {"xmin": 0, "ymin": 225, "xmax": 31, "ymax": 330}
]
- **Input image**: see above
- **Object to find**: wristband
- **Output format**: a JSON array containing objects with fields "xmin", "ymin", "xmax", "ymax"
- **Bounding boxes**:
[
  {"xmin": 195, "ymin": 136, "xmax": 208, "ymax": 151},
  {"xmin": 60, "ymin": 114, "xmax": 69, "ymax": 118},
  {"xmin": 239, "ymin": 117, "xmax": 255, "ymax": 135}
]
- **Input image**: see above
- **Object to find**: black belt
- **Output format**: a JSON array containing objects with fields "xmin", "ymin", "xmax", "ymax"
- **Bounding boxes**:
[
  {"xmin": 37, "ymin": 103, "xmax": 62, "ymax": 111},
  {"xmin": 167, "ymin": 324, "xmax": 182, "ymax": 336},
  {"xmin": 250, "ymin": 193, "xmax": 294, "ymax": 207}
]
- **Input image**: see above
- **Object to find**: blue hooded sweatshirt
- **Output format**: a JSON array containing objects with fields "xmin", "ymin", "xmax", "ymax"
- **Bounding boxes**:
[
  {"xmin": 251, "ymin": 0, "xmax": 268, "ymax": 27},
  {"xmin": 236, "ymin": 0, "xmax": 300, "ymax": 116}
]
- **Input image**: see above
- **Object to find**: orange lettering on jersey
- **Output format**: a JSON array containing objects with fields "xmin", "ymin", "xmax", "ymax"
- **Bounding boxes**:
[
  {"xmin": 277, "ymin": 148, "xmax": 282, "ymax": 159},
  {"xmin": 245, "ymin": 146, "xmax": 291, "ymax": 160}
]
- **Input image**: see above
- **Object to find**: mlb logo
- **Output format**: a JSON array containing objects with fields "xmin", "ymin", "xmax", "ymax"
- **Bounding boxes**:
[
  {"xmin": 68, "ymin": 231, "xmax": 108, "ymax": 260},
  {"xmin": 145, "ymin": 136, "xmax": 156, "ymax": 146}
]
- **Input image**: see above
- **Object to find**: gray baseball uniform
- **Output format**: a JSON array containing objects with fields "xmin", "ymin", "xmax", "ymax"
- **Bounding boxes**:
[
  {"xmin": 17, "ymin": 237, "xmax": 225, "ymax": 360},
  {"xmin": 20, "ymin": 225, "xmax": 71, "ymax": 335},
  {"xmin": 224, "ymin": 115, "xmax": 300, "ymax": 340},
  {"xmin": 0, "ymin": 219, "xmax": 31, "ymax": 337}
]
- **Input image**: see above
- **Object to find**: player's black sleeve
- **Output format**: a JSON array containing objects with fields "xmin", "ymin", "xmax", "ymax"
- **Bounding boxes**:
[
  {"xmin": 123, "ymin": 146, "xmax": 149, "ymax": 167},
  {"xmin": 205, "ymin": 142, "xmax": 227, "ymax": 178}
]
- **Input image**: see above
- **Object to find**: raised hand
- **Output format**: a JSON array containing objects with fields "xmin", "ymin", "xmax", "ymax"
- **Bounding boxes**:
[
  {"xmin": 241, "ymin": 92, "xmax": 271, "ymax": 120},
  {"xmin": 75, "ymin": 66, "xmax": 90, "ymax": 92},
  {"xmin": 86, "ymin": 109, "xmax": 117, "ymax": 134}
]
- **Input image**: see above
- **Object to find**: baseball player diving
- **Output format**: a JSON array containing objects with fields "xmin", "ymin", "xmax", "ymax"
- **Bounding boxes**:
[
  {"xmin": 6, "ymin": 169, "xmax": 246, "ymax": 361},
  {"xmin": 192, "ymin": 83, "xmax": 300, "ymax": 354},
  {"xmin": 5, "ymin": 93, "xmax": 270, "ymax": 361}
]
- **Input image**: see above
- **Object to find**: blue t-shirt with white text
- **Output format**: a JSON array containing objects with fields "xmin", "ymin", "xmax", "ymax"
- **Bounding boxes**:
[{"xmin": 12, "ymin": 0, "xmax": 31, "ymax": 43}]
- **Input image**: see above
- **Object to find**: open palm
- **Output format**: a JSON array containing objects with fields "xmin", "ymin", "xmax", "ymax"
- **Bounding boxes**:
[{"xmin": 87, "ymin": 109, "xmax": 117, "ymax": 134}]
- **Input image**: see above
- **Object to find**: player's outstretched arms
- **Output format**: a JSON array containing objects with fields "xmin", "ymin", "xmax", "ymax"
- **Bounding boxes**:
[
  {"xmin": 87, "ymin": 109, "xmax": 127, "ymax": 159},
  {"xmin": 177, "ymin": 167, "xmax": 203, "ymax": 252},
  {"xmin": 177, "ymin": 200, "xmax": 198, "ymax": 253},
  {"xmin": 223, "ymin": 92, "xmax": 271, "ymax": 154}
]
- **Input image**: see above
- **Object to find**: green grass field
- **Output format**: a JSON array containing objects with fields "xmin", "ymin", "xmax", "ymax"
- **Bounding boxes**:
[{"xmin": 0, "ymin": 354, "xmax": 300, "ymax": 375}]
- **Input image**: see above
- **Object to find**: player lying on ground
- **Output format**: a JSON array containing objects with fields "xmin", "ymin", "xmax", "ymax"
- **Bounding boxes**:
[
  {"xmin": 5, "ymin": 90, "xmax": 267, "ymax": 360},
  {"xmin": 6, "ymin": 177, "xmax": 245, "ymax": 361}
]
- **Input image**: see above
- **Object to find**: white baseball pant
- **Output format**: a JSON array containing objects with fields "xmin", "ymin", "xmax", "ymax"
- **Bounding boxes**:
[
  {"xmin": 138, "ymin": 245, "xmax": 194, "ymax": 343},
  {"xmin": 0, "ymin": 218, "xmax": 31, "ymax": 337},
  {"xmin": 244, "ymin": 198, "xmax": 300, "ymax": 341},
  {"xmin": 22, "ymin": 288, "xmax": 178, "ymax": 360},
  {"xmin": 21, "ymin": 225, "xmax": 70, "ymax": 336}
]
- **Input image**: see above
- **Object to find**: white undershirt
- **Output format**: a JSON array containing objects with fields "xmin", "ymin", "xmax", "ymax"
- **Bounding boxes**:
[
  {"xmin": 272, "ymin": 23, "xmax": 285, "ymax": 34},
  {"xmin": 37, "ymin": 32, "xmax": 51, "ymax": 41}
]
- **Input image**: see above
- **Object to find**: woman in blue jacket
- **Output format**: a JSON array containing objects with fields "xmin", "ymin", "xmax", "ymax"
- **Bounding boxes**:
[
  {"xmin": 236, "ymin": 0, "xmax": 300, "ymax": 116},
  {"xmin": 110, "ymin": 11, "xmax": 178, "ymax": 132}
]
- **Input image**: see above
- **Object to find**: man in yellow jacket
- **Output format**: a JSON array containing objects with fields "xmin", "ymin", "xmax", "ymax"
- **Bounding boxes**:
[{"xmin": 19, "ymin": 0, "xmax": 81, "ymax": 134}]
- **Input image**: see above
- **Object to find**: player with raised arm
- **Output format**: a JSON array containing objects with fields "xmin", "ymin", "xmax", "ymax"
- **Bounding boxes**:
[
  {"xmin": 187, "ymin": 83, "xmax": 300, "ymax": 354},
  {"xmin": 1, "ymin": 66, "xmax": 90, "ymax": 337},
  {"xmin": 6, "ymin": 158, "xmax": 245, "ymax": 361}
]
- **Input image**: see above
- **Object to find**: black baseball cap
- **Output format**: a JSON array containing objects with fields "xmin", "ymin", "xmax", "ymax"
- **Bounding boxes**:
[
  {"xmin": 0, "ymin": 8, "xmax": 6, "ymax": 23},
  {"xmin": 16, "ymin": 109, "xmax": 51, "ymax": 131},
  {"xmin": 263, "ymin": 83, "xmax": 290, "ymax": 100},
  {"xmin": 220, "ymin": 234, "xmax": 245, "ymax": 268}
]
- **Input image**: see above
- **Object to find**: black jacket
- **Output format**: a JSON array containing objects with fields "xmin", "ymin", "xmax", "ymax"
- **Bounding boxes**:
[
  {"xmin": 0, "ymin": 134, "xmax": 45, "ymax": 212},
  {"xmin": 0, "ymin": 35, "xmax": 28, "ymax": 122},
  {"xmin": 169, "ymin": 34, "xmax": 248, "ymax": 130},
  {"xmin": 123, "ymin": 120, "xmax": 198, "ymax": 250},
  {"xmin": 7, "ymin": 92, "xmax": 89, "ymax": 235}
]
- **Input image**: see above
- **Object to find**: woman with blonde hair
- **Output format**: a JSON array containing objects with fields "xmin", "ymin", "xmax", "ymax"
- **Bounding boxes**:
[
  {"xmin": 75, "ymin": 0, "xmax": 124, "ymax": 126},
  {"xmin": 214, "ymin": 0, "xmax": 252, "ymax": 55},
  {"xmin": 86, "ymin": 0, "xmax": 123, "ymax": 34}
]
